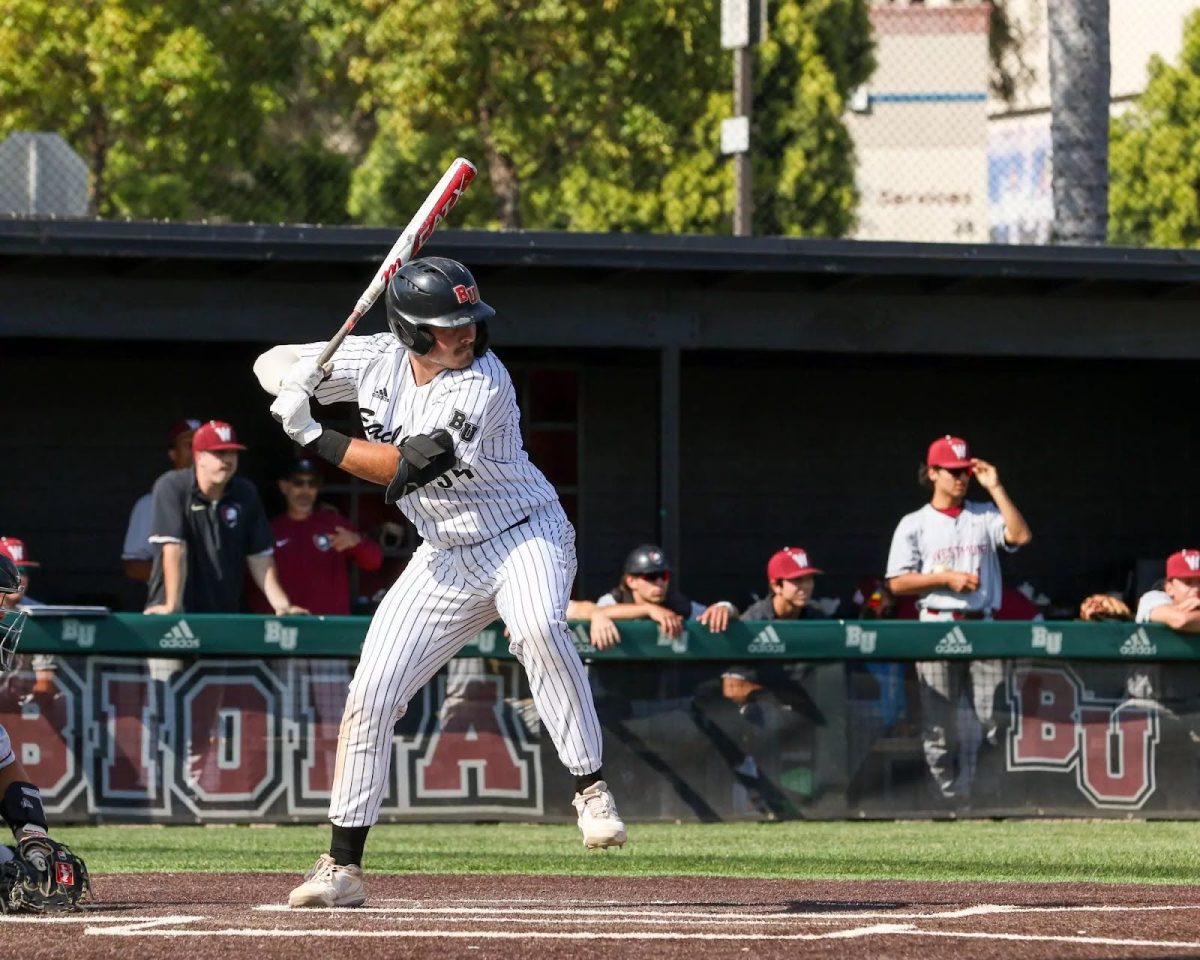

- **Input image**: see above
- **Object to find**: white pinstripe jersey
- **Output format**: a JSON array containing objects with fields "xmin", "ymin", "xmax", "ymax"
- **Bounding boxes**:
[
  {"xmin": 298, "ymin": 334, "xmax": 558, "ymax": 548},
  {"xmin": 0, "ymin": 723, "xmax": 13, "ymax": 770}
]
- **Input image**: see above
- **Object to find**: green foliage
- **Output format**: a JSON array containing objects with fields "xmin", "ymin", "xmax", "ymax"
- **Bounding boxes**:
[
  {"xmin": 0, "ymin": 0, "xmax": 873, "ymax": 234},
  {"xmin": 1109, "ymin": 10, "xmax": 1200, "ymax": 247}
]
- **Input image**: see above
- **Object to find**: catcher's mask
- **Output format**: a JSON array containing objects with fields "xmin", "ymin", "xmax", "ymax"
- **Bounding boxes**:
[
  {"xmin": 385, "ymin": 257, "xmax": 494, "ymax": 357},
  {"xmin": 0, "ymin": 555, "xmax": 25, "ymax": 677}
]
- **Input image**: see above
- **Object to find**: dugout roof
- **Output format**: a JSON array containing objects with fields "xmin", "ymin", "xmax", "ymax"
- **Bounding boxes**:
[{"xmin": 3, "ymin": 218, "xmax": 1200, "ymax": 358}]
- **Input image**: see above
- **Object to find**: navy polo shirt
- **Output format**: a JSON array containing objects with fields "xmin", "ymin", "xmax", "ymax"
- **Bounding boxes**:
[{"xmin": 146, "ymin": 468, "xmax": 273, "ymax": 612}]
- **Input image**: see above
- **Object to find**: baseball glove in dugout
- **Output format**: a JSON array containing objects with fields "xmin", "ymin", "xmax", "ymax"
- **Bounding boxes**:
[{"xmin": 0, "ymin": 832, "xmax": 91, "ymax": 913}]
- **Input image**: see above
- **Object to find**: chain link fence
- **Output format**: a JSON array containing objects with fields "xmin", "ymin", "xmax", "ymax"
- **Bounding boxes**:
[{"xmin": 2, "ymin": 0, "xmax": 1197, "ymax": 246}]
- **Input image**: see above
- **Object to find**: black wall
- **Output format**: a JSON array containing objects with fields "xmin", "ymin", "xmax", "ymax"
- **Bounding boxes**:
[{"xmin": 6, "ymin": 339, "xmax": 1194, "ymax": 614}]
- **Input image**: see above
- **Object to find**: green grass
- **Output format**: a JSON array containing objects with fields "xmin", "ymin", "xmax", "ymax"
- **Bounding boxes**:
[{"xmin": 53, "ymin": 820, "xmax": 1200, "ymax": 885}]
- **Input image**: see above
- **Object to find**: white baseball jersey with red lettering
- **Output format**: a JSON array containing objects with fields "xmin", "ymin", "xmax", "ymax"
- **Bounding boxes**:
[
  {"xmin": 297, "ymin": 334, "xmax": 557, "ymax": 547},
  {"xmin": 886, "ymin": 502, "xmax": 1017, "ymax": 612}
]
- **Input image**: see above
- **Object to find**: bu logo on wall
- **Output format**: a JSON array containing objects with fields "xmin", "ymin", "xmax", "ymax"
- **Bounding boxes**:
[{"xmin": 1007, "ymin": 665, "xmax": 1159, "ymax": 809}]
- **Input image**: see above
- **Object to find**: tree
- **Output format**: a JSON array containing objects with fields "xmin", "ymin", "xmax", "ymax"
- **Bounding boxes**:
[
  {"xmin": 1109, "ymin": 11, "xmax": 1200, "ymax": 248},
  {"xmin": 0, "ymin": 0, "xmax": 337, "ymax": 221},
  {"xmin": 347, "ymin": 0, "xmax": 873, "ymax": 236},
  {"xmin": 1047, "ymin": 0, "xmax": 1110, "ymax": 245}
]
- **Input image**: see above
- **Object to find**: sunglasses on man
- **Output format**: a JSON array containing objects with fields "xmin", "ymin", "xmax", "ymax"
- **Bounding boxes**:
[
  {"xmin": 289, "ymin": 477, "xmax": 320, "ymax": 488},
  {"xmin": 634, "ymin": 571, "xmax": 670, "ymax": 583},
  {"xmin": 938, "ymin": 466, "xmax": 971, "ymax": 478}
]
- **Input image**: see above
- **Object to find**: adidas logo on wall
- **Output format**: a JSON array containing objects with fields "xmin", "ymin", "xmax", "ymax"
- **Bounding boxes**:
[
  {"xmin": 1119, "ymin": 628, "xmax": 1157, "ymax": 658},
  {"xmin": 934, "ymin": 625, "xmax": 972, "ymax": 656},
  {"xmin": 159, "ymin": 620, "xmax": 200, "ymax": 651},
  {"xmin": 747, "ymin": 626, "xmax": 786, "ymax": 655}
]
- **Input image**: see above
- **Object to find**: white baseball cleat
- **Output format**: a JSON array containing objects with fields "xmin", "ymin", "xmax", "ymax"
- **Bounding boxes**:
[
  {"xmin": 288, "ymin": 853, "xmax": 366, "ymax": 908},
  {"xmin": 573, "ymin": 780, "xmax": 628, "ymax": 849}
]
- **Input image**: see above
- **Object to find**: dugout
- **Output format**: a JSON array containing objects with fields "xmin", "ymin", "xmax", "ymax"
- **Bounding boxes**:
[{"xmin": 3, "ymin": 219, "xmax": 1200, "ymax": 613}]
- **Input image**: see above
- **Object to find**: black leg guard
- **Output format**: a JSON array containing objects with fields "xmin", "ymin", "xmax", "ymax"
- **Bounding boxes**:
[{"xmin": 1, "ymin": 781, "xmax": 47, "ymax": 836}]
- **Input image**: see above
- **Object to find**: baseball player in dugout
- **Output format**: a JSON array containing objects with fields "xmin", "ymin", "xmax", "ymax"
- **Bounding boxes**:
[
  {"xmin": 885, "ymin": 435, "xmax": 1032, "ymax": 803},
  {"xmin": 0, "ymin": 554, "xmax": 90, "ymax": 912},
  {"xmin": 1135, "ymin": 549, "xmax": 1200, "ymax": 632},
  {"xmin": 257, "ymin": 257, "xmax": 626, "ymax": 909},
  {"xmin": 742, "ymin": 548, "xmax": 826, "ymax": 621},
  {"xmin": 567, "ymin": 544, "xmax": 739, "ymax": 650},
  {"xmin": 143, "ymin": 420, "xmax": 308, "ymax": 616}
]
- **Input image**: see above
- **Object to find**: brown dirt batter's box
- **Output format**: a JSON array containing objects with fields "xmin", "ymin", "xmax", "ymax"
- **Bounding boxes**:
[{"xmin": 11, "ymin": 874, "xmax": 1200, "ymax": 960}]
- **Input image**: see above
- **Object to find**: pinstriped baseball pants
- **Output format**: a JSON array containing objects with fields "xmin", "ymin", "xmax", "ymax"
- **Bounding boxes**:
[{"xmin": 329, "ymin": 503, "xmax": 602, "ymax": 827}]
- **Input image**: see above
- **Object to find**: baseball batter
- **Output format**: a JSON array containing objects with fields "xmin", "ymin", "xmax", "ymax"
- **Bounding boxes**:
[
  {"xmin": 885, "ymin": 435, "xmax": 1032, "ymax": 802},
  {"xmin": 259, "ymin": 257, "xmax": 625, "ymax": 909}
]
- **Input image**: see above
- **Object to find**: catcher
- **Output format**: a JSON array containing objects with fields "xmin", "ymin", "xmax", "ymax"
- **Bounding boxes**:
[{"xmin": 0, "ymin": 552, "xmax": 90, "ymax": 913}]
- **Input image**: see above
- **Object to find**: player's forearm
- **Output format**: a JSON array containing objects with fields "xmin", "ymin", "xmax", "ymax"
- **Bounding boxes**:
[
  {"xmin": 598, "ymin": 602, "xmax": 666, "ymax": 621},
  {"xmin": 1152, "ymin": 606, "xmax": 1200, "ymax": 633},
  {"xmin": 160, "ymin": 543, "xmax": 185, "ymax": 610},
  {"xmin": 887, "ymin": 572, "xmax": 949, "ymax": 595},
  {"xmin": 990, "ymin": 485, "xmax": 1032, "ymax": 546},
  {"xmin": 247, "ymin": 556, "xmax": 292, "ymax": 612},
  {"xmin": 335, "ymin": 438, "xmax": 401, "ymax": 486}
]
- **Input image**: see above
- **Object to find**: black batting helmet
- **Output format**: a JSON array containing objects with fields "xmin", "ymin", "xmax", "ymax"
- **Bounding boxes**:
[
  {"xmin": 0, "ymin": 554, "xmax": 26, "ymax": 677},
  {"xmin": 385, "ymin": 257, "xmax": 495, "ymax": 357},
  {"xmin": 623, "ymin": 544, "xmax": 670, "ymax": 577}
]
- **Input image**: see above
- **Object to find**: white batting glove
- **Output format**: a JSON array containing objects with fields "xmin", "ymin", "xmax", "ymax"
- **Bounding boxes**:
[
  {"xmin": 279, "ymin": 357, "xmax": 331, "ymax": 397},
  {"xmin": 270, "ymin": 387, "xmax": 324, "ymax": 445}
]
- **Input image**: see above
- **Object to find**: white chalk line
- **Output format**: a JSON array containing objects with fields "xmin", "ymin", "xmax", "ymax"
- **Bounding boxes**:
[{"xmin": 252, "ymin": 901, "xmax": 1200, "ymax": 921}]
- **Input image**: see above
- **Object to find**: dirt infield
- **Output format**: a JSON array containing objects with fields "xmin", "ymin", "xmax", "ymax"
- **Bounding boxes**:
[{"xmin": 11, "ymin": 873, "xmax": 1200, "ymax": 960}]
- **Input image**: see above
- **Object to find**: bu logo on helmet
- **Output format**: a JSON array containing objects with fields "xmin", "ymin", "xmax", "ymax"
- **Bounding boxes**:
[{"xmin": 452, "ymin": 283, "xmax": 480, "ymax": 305}]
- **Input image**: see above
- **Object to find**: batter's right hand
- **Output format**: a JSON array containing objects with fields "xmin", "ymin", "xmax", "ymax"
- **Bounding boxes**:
[
  {"xmin": 945, "ymin": 572, "xmax": 980, "ymax": 593},
  {"xmin": 270, "ymin": 388, "xmax": 324, "ymax": 445},
  {"xmin": 279, "ymin": 357, "xmax": 331, "ymax": 396}
]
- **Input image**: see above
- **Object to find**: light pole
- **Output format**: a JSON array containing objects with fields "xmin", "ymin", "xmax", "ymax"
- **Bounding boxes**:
[{"xmin": 720, "ymin": 0, "xmax": 767, "ymax": 236}]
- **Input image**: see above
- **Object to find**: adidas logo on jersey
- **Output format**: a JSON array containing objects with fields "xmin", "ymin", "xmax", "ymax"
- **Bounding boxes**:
[
  {"xmin": 159, "ymin": 619, "xmax": 200, "ymax": 651},
  {"xmin": 933, "ymin": 625, "xmax": 972, "ymax": 656},
  {"xmin": 372, "ymin": 387, "xmax": 389, "ymax": 401},
  {"xmin": 1118, "ymin": 628, "xmax": 1157, "ymax": 658},
  {"xmin": 747, "ymin": 625, "xmax": 786, "ymax": 655}
]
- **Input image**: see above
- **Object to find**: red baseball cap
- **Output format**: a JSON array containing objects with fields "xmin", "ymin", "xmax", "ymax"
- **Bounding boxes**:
[
  {"xmin": 927, "ymin": 435, "xmax": 972, "ymax": 469},
  {"xmin": 167, "ymin": 418, "xmax": 203, "ymax": 446},
  {"xmin": 1166, "ymin": 549, "xmax": 1200, "ymax": 580},
  {"xmin": 0, "ymin": 537, "xmax": 39, "ymax": 569},
  {"xmin": 192, "ymin": 420, "xmax": 247, "ymax": 454},
  {"xmin": 767, "ymin": 547, "xmax": 822, "ymax": 582}
]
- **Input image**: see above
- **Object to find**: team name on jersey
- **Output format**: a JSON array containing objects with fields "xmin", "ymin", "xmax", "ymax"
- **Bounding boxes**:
[{"xmin": 359, "ymin": 407, "xmax": 406, "ymax": 444}]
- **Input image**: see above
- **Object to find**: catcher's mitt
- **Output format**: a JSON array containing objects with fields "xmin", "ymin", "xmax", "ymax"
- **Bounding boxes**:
[{"xmin": 0, "ymin": 832, "xmax": 91, "ymax": 913}]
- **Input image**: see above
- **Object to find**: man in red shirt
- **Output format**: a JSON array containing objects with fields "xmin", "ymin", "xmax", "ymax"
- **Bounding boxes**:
[{"xmin": 251, "ymin": 458, "xmax": 383, "ymax": 615}]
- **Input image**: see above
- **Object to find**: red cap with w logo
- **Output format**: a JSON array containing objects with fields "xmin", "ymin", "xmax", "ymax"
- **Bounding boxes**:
[
  {"xmin": 1166, "ymin": 549, "xmax": 1200, "ymax": 579},
  {"xmin": 926, "ymin": 435, "xmax": 972, "ymax": 469},
  {"xmin": 192, "ymin": 420, "xmax": 247, "ymax": 454}
]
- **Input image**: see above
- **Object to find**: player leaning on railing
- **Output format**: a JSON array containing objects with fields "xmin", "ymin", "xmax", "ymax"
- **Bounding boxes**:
[{"xmin": 0, "ymin": 553, "xmax": 90, "ymax": 913}]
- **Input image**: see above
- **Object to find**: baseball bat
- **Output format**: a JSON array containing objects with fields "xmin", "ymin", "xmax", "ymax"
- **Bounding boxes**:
[{"xmin": 316, "ymin": 157, "xmax": 477, "ymax": 367}]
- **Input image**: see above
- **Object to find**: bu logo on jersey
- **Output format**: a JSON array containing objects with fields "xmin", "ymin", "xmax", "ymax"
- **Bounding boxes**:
[
  {"xmin": 452, "ymin": 283, "xmax": 480, "ymax": 305},
  {"xmin": 1007, "ymin": 664, "xmax": 1159, "ymax": 809},
  {"xmin": 448, "ymin": 409, "xmax": 478, "ymax": 442}
]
